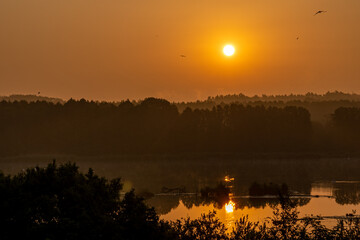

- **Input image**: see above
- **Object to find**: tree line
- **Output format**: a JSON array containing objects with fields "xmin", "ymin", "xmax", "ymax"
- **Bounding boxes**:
[{"xmin": 0, "ymin": 98, "xmax": 359, "ymax": 156}]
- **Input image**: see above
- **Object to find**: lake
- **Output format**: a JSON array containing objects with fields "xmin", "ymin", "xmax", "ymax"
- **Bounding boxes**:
[
  {"xmin": 1, "ymin": 154, "xmax": 360, "ymax": 227},
  {"xmin": 152, "ymin": 181, "xmax": 360, "ymax": 229}
]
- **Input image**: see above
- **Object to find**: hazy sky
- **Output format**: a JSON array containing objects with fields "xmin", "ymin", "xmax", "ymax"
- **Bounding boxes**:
[{"xmin": 1, "ymin": 0, "xmax": 360, "ymax": 101}]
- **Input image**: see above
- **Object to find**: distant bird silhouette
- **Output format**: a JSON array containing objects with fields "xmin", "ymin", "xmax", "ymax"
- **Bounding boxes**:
[
  {"xmin": 296, "ymin": 37, "xmax": 299, "ymax": 40},
  {"xmin": 314, "ymin": 10, "xmax": 327, "ymax": 16},
  {"xmin": 37, "ymin": 91, "xmax": 40, "ymax": 95},
  {"xmin": 180, "ymin": 55, "xmax": 186, "ymax": 58}
]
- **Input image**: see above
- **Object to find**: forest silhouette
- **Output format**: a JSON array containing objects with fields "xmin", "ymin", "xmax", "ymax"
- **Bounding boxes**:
[{"xmin": 0, "ymin": 96, "xmax": 360, "ymax": 156}]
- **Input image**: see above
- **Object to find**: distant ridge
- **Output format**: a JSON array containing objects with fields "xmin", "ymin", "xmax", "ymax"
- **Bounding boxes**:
[
  {"xmin": 2, "ymin": 91, "xmax": 360, "ymax": 105},
  {"xmin": 0, "ymin": 94, "xmax": 64, "ymax": 104},
  {"xmin": 181, "ymin": 91, "xmax": 360, "ymax": 105},
  {"xmin": 175, "ymin": 91, "xmax": 360, "ymax": 123}
]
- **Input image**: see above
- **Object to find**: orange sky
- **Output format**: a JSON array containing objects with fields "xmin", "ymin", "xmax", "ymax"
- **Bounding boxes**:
[{"xmin": 0, "ymin": 0, "xmax": 360, "ymax": 101}]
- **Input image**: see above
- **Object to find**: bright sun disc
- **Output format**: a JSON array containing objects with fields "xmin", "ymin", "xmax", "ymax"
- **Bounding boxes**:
[{"xmin": 223, "ymin": 45, "xmax": 235, "ymax": 56}]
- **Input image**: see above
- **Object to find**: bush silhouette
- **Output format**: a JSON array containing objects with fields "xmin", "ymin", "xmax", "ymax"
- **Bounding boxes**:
[{"xmin": 0, "ymin": 161, "xmax": 174, "ymax": 240}]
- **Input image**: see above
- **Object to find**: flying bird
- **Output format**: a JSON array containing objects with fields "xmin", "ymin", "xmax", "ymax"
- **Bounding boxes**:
[
  {"xmin": 314, "ymin": 10, "xmax": 327, "ymax": 16},
  {"xmin": 37, "ymin": 91, "xmax": 40, "ymax": 95},
  {"xmin": 180, "ymin": 55, "xmax": 186, "ymax": 58},
  {"xmin": 296, "ymin": 37, "xmax": 299, "ymax": 40}
]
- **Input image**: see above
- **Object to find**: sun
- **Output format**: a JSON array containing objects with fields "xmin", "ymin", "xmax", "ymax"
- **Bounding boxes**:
[{"xmin": 223, "ymin": 45, "xmax": 235, "ymax": 56}]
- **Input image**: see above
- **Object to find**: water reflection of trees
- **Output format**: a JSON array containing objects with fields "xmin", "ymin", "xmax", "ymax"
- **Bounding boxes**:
[
  {"xmin": 248, "ymin": 182, "xmax": 289, "ymax": 196},
  {"xmin": 148, "ymin": 195, "xmax": 311, "ymax": 215},
  {"xmin": 333, "ymin": 183, "xmax": 360, "ymax": 205},
  {"xmin": 181, "ymin": 195, "xmax": 203, "ymax": 209},
  {"xmin": 235, "ymin": 197, "xmax": 310, "ymax": 210},
  {"xmin": 146, "ymin": 195, "xmax": 181, "ymax": 215}
]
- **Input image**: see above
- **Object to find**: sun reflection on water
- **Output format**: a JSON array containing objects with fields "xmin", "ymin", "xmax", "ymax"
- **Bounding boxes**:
[
  {"xmin": 224, "ymin": 200, "xmax": 236, "ymax": 231},
  {"xmin": 225, "ymin": 200, "xmax": 235, "ymax": 213}
]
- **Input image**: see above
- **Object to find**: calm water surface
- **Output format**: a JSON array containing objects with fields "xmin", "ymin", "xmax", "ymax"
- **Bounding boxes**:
[
  {"xmin": 155, "ymin": 181, "xmax": 360, "ymax": 228},
  {"xmin": 1, "ymin": 154, "xmax": 360, "ymax": 227}
]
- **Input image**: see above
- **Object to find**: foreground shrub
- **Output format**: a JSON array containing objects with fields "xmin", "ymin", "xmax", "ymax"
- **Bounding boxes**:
[
  {"xmin": 0, "ymin": 161, "xmax": 174, "ymax": 240},
  {"xmin": 171, "ymin": 211, "xmax": 227, "ymax": 240}
]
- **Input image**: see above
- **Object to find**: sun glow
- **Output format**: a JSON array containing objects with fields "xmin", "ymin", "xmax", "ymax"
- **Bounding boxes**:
[
  {"xmin": 223, "ymin": 45, "xmax": 235, "ymax": 56},
  {"xmin": 225, "ymin": 200, "xmax": 235, "ymax": 213}
]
